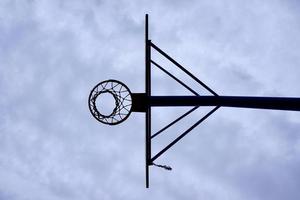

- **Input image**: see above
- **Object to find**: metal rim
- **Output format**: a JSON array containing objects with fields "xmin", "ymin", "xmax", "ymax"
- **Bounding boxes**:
[{"xmin": 88, "ymin": 79, "xmax": 132, "ymax": 125}]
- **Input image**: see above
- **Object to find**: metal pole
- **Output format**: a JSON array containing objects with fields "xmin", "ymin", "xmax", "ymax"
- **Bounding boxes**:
[
  {"xmin": 145, "ymin": 14, "xmax": 151, "ymax": 188},
  {"xmin": 149, "ymin": 96, "xmax": 300, "ymax": 111}
]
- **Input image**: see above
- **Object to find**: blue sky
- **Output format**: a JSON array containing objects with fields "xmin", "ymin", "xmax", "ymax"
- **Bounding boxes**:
[{"xmin": 1, "ymin": 0, "xmax": 300, "ymax": 199}]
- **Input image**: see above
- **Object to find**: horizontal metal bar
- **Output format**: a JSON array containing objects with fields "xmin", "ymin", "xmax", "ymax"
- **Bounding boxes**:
[
  {"xmin": 151, "ymin": 106, "xmax": 220, "ymax": 162},
  {"xmin": 151, "ymin": 60, "xmax": 200, "ymax": 96},
  {"xmin": 151, "ymin": 106, "xmax": 199, "ymax": 139},
  {"xmin": 149, "ymin": 96, "xmax": 300, "ymax": 111},
  {"xmin": 150, "ymin": 42, "xmax": 218, "ymax": 96}
]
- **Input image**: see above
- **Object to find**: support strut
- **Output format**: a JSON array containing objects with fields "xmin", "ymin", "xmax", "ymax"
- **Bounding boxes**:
[{"xmin": 149, "ymin": 96, "xmax": 300, "ymax": 111}]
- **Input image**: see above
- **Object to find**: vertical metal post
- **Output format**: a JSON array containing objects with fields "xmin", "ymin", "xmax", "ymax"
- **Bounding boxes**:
[{"xmin": 145, "ymin": 14, "xmax": 151, "ymax": 188}]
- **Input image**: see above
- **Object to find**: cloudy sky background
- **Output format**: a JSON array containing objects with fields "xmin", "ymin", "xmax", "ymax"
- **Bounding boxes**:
[{"xmin": 1, "ymin": 0, "xmax": 300, "ymax": 199}]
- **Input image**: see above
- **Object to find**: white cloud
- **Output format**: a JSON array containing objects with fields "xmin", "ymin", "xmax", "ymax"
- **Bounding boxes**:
[{"xmin": 1, "ymin": 0, "xmax": 300, "ymax": 199}]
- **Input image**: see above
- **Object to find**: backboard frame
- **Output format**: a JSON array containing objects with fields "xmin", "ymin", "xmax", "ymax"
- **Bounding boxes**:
[{"xmin": 145, "ymin": 14, "xmax": 151, "ymax": 188}]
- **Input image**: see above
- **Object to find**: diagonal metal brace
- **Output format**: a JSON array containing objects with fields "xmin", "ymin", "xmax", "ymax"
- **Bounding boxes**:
[
  {"xmin": 151, "ymin": 106, "xmax": 199, "ymax": 139},
  {"xmin": 151, "ymin": 106, "xmax": 220, "ymax": 163},
  {"xmin": 151, "ymin": 60, "xmax": 200, "ymax": 96},
  {"xmin": 150, "ymin": 42, "xmax": 218, "ymax": 96}
]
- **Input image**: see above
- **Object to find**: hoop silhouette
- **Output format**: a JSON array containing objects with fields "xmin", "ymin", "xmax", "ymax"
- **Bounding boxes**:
[
  {"xmin": 88, "ymin": 79, "xmax": 132, "ymax": 125},
  {"xmin": 88, "ymin": 14, "xmax": 300, "ymax": 188}
]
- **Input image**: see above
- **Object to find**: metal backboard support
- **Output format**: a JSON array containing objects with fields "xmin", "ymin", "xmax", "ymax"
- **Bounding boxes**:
[
  {"xmin": 145, "ymin": 14, "xmax": 151, "ymax": 188},
  {"xmin": 88, "ymin": 14, "xmax": 300, "ymax": 188}
]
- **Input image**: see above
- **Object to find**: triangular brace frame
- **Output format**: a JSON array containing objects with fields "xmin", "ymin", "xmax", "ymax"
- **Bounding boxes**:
[
  {"xmin": 131, "ymin": 14, "xmax": 220, "ymax": 188},
  {"xmin": 129, "ymin": 14, "xmax": 300, "ymax": 188}
]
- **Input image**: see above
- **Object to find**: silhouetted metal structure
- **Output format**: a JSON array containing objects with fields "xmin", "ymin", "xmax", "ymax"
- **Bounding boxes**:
[{"xmin": 88, "ymin": 14, "xmax": 300, "ymax": 188}]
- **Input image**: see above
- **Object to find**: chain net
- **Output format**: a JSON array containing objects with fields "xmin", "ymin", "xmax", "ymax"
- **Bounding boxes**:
[{"xmin": 89, "ymin": 80, "xmax": 132, "ymax": 125}]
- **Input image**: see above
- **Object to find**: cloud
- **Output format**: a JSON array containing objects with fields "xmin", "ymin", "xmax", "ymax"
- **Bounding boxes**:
[{"xmin": 1, "ymin": 0, "xmax": 300, "ymax": 199}]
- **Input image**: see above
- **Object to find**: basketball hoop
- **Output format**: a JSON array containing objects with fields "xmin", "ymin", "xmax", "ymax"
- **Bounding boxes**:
[
  {"xmin": 88, "ymin": 79, "xmax": 132, "ymax": 125},
  {"xmin": 88, "ymin": 14, "xmax": 300, "ymax": 188}
]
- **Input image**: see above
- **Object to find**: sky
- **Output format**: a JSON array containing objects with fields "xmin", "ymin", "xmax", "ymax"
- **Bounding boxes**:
[{"xmin": 1, "ymin": 0, "xmax": 300, "ymax": 199}]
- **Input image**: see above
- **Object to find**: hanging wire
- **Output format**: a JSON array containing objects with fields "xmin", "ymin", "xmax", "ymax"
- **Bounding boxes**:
[{"xmin": 152, "ymin": 162, "xmax": 172, "ymax": 171}]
